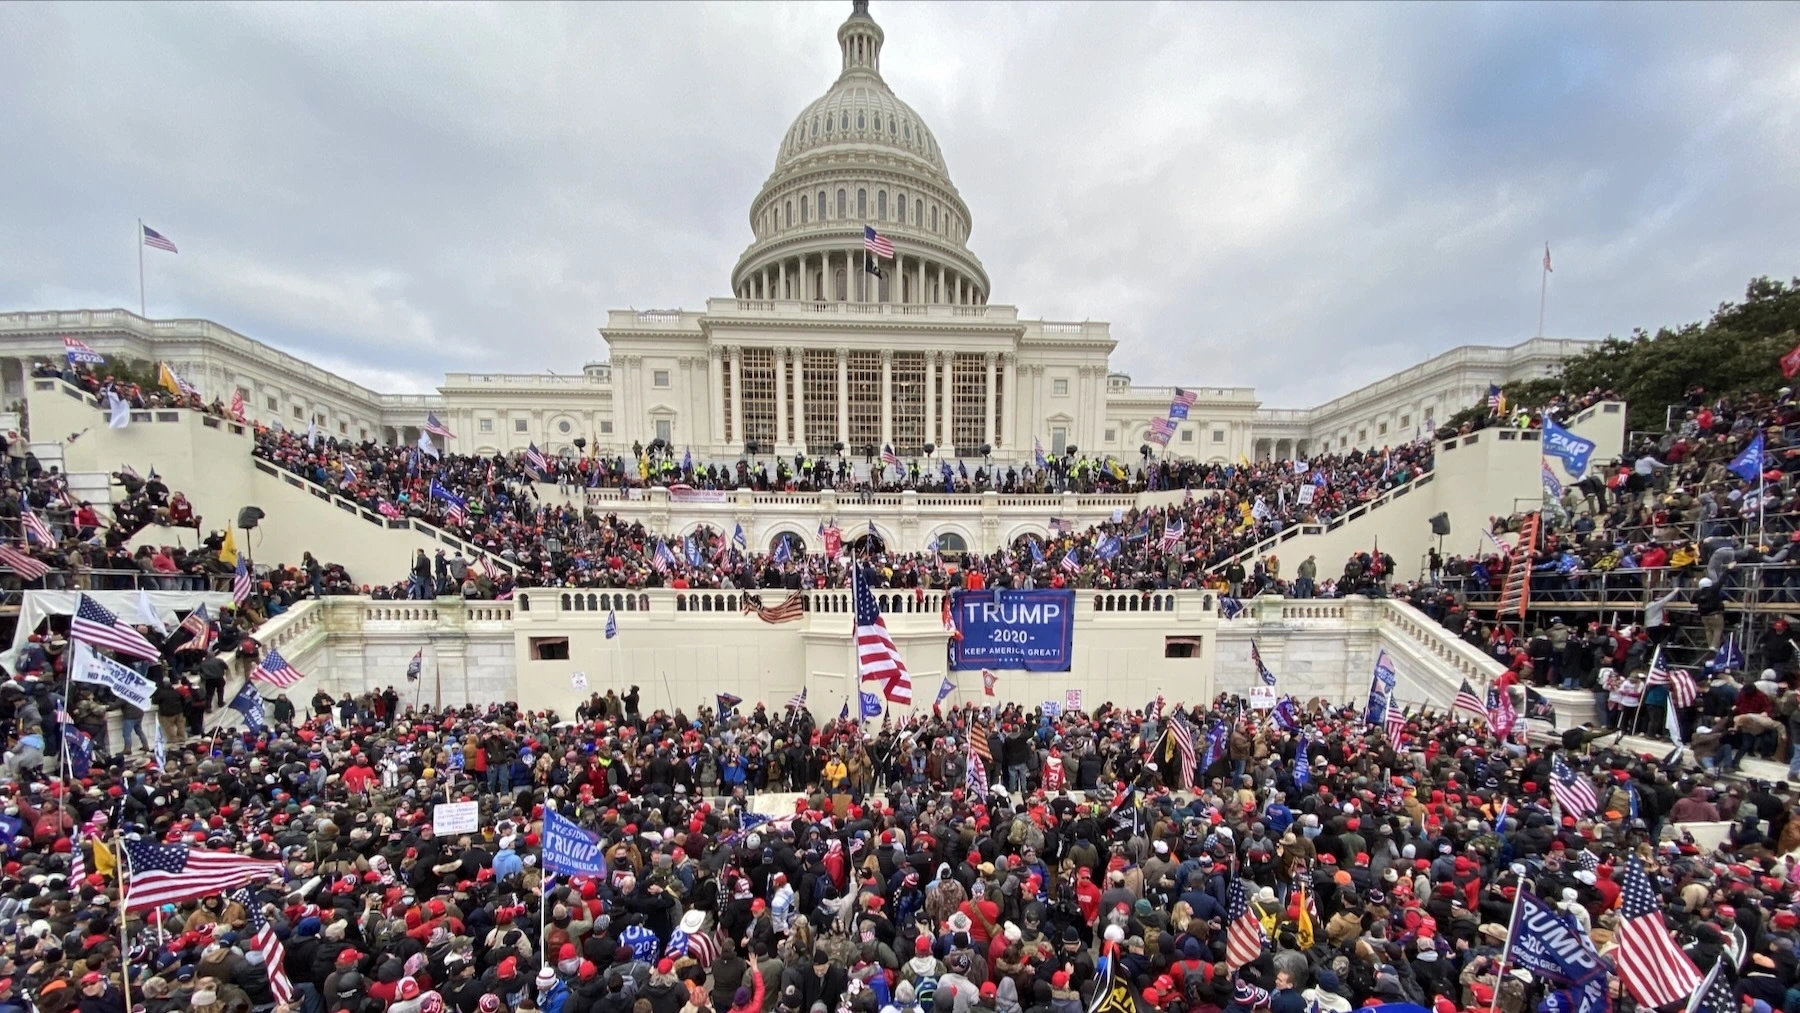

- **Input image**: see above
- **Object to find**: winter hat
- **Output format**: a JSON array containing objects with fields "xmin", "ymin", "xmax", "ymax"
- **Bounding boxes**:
[{"xmin": 535, "ymin": 968, "xmax": 557, "ymax": 989}]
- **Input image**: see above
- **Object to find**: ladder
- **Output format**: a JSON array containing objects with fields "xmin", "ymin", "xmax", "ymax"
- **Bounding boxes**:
[{"xmin": 1497, "ymin": 512, "xmax": 1540, "ymax": 619}]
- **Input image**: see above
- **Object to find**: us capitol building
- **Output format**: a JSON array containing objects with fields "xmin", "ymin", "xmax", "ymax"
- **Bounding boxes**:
[{"xmin": 0, "ymin": 2, "xmax": 1590, "ymax": 466}]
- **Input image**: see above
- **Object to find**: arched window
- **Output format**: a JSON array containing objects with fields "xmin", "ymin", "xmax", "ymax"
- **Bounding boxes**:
[
  {"xmin": 835, "ymin": 268, "xmax": 847, "ymax": 300},
  {"xmin": 800, "ymin": 195, "xmax": 809, "ymax": 223},
  {"xmin": 935, "ymin": 531, "xmax": 968, "ymax": 552},
  {"xmin": 930, "ymin": 206, "xmax": 938, "ymax": 230},
  {"xmin": 818, "ymin": 191, "xmax": 827, "ymax": 219},
  {"xmin": 857, "ymin": 189, "xmax": 867, "ymax": 218},
  {"xmin": 811, "ymin": 117, "xmax": 819, "ymax": 138},
  {"xmin": 889, "ymin": 117, "xmax": 897, "ymax": 135},
  {"xmin": 877, "ymin": 191, "xmax": 887, "ymax": 219},
  {"xmin": 826, "ymin": 114, "xmax": 834, "ymax": 133},
  {"xmin": 903, "ymin": 122, "xmax": 911, "ymax": 140},
  {"xmin": 840, "ymin": 111, "xmax": 850, "ymax": 131},
  {"xmin": 837, "ymin": 189, "xmax": 847, "ymax": 218},
  {"xmin": 897, "ymin": 194, "xmax": 906, "ymax": 222},
  {"xmin": 873, "ymin": 113, "xmax": 881, "ymax": 132},
  {"xmin": 915, "ymin": 200, "xmax": 922, "ymax": 226},
  {"xmin": 856, "ymin": 111, "xmax": 865, "ymax": 130},
  {"xmin": 784, "ymin": 200, "xmax": 792, "ymax": 227}
]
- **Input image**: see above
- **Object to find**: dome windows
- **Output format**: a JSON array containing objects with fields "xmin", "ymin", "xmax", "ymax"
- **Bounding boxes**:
[
  {"xmin": 800, "ymin": 195, "xmax": 809, "ymax": 223},
  {"xmin": 840, "ymin": 111, "xmax": 850, "ymax": 131},
  {"xmin": 825, "ymin": 115, "xmax": 834, "ymax": 134},
  {"xmin": 877, "ymin": 190, "xmax": 886, "ymax": 219},
  {"xmin": 873, "ymin": 113, "xmax": 881, "ymax": 132},
  {"xmin": 856, "ymin": 111, "xmax": 865, "ymax": 131},
  {"xmin": 896, "ymin": 194, "xmax": 906, "ymax": 222},
  {"xmin": 903, "ymin": 122, "xmax": 911, "ymax": 140},
  {"xmin": 837, "ymin": 189, "xmax": 847, "ymax": 218},
  {"xmin": 930, "ymin": 206, "xmax": 938, "ymax": 231},
  {"xmin": 812, "ymin": 117, "xmax": 819, "ymax": 138},
  {"xmin": 856, "ymin": 188, "xmax": 867, "ymax": 218},
  {"xmin": 818, "ymin": 191, "xmax": 827, "ymax": 220},
  {"xmin": 784, "ymin": 200, "xmax": 792, "ymax": 227},
  {"xmin": 889, "ymin": 117, "xmax": 897, "ymax": 135}
]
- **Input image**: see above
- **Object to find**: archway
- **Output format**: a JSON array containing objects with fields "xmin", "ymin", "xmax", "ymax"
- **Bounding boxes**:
[
  {"xmin": 769, "ymin": 532, "xmax": 807, "ymax": 558},
  {"xmin": 850, "ymin": 532, "xmax": 886, "ymax": 555}
]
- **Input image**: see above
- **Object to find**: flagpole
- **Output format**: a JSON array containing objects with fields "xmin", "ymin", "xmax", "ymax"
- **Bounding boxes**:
[
  {"xmin": 1536, "ymin": 242, "xmax": 1549, "ymax": 338},
  {"xmin": 117, "ymin": 832, "xmax": 135, "ymax": 1013},
  {"xmin": 1486, "ymin": 871, "xmax": 1527, "ymax": 1013},
  {"xmin": 137, "ymin": 219, "xmax": 146, "ymax": 317}
]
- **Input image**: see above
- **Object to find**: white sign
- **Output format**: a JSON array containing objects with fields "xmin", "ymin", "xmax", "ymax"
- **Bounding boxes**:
[
  {"xmin": 1064, "ymin": 689, "xmax": 1084, "ymax": 711},
  {"xmin": 571, "ymin": 671, "xmax": 589, "ymax": 690},
  {"xmin": 69, "ymin": 642, "xmax": 156, "ymax": 711},
  {"xmin": 433, "ymin": 801, "xmax": 480, "ymax": 835},
  {"xmin": 1248, "ymin": 686, "xmax": 1278, "ymax": 710},
  {"xmin": 1041, "ymin": 701, "xmax": 1061, "ymax": 717},
  {"xmin": 1297, "ymin": 485, "xmax": 1316, "ymax": 506}
]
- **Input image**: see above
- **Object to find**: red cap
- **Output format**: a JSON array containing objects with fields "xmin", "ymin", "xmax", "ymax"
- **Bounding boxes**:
[
  {"xmin": 915, "ymin": 936, "xmax": 932, "ymax": 955},
  {"xmin": 656, "ymin": 959, "xmax": 674, "ymax": 975}
]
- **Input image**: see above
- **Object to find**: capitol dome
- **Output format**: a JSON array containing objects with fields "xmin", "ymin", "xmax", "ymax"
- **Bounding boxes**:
[{"xmin": 732, "ymin": 1, "xmax": 990, "ymax": 308}]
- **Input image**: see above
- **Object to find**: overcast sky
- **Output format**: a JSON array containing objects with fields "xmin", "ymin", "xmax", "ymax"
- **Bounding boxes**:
[{"xmin": 2, "ymin": 1, "xmax": 1796, "ymax": 407}]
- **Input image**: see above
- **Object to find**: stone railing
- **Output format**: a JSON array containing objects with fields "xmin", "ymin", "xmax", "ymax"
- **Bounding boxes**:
[{"xmin": 1209, "ymin": 471, "xmax": 1437, "ymax": 572}]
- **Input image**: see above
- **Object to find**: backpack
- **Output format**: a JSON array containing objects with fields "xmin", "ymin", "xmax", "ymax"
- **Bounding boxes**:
[{"xmin": 913, "ymin": 975, "xmax": 938, "ymax": 1013}]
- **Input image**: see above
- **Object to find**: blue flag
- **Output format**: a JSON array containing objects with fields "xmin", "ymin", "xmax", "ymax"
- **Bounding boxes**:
[
  {"xmin": 1541, "ymin": 418, "xmax": 1596, "ymax": 477},
  {"xmin": 63, "ymin": 724, "xmax": 93, "ymax": 778},
  {"xmin": 605, "ymin": 610, "xmax": 618, "ymax": 639},
  {"xmin": 1293, "ymin": 737, "xmax": 1310, "ymax": 787},
  {"xmin": 773, "ymin": 535, "xmax": 792, "ymax": 565},
  {"xmin": 1504, "ymin": 883, "xmax": 1609, "ymax": 1013},
  {"xmin": 1729, "ymin": 432, "xmax": 1765, "ymax": 483},
  {"xmin": 542, "ymin": 809, "xmax": 610, "ymax": 876},
  {"xmin": 230, "ymin": 684, "xmax": 266, "ymax": 731},
  {"xmin": 1272, "ymin": 697, "xmax": 1300, "ymax": 733},
  {"xmin": 839, "ymin": 699, "xmax": 851, "ymax": 721},
  {"xmin": 1713, "ymin": 634, "xmax": 1744, "ymax": 672},
  {"xmin": 733, "ymin": 523, "xmax": 747, "ymax": 550},
  {"xmin": 1097, "ymin": 535, "xmax": 1121, "ymax": 560},
  {"xmin": 859, "ymin": 690, "xmax": 884, "ymax": 720},
  {"xmin": 682, "ymin": 446, "xmax": 692, "ymax": 472},
  {"xmin": 1028, "ymin": 538, "xmax": 1045, "ymax": 565},
  {"xmin": 1202, "ymin": 721, "xmax": 1228, "ymax": 771}
]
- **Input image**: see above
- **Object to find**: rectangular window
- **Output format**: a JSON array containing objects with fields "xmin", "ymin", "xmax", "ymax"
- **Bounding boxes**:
[
  {"xmin": 951, "ymin": 354, "xmax": 988, "ymax": 455},
  {"xmin": 515, "ymin": 418, "xmax": 529, "ymax": 433},
  {"xmin": 1164, "ymin": 636, "xmax": 1202, "ymax": 659},
  {"xmin": 652, "ymin": 369, "xmax": 670, "ymax": 388},
  {"xmin": 265, "ymin": 396, "xmax": 278, "ymax": 411},
  {"xmin": 529, "ymin": 636, "xmax": 569, "ymax": 661},
  {"xmin": 846, "ymin": 351, "xmax": 881, "ymax": 451},
  {"xmin": 739, "ymin": 347, "xmax": 777, "ymax": 447},
  {"xmin": 479, "ymin": 419, "xmax": 494, "ymax": 433},
  {"xmin": 1181, "ymin": 429, "xmax": 1193, "ymax": 442},
  {"xmin": 338, "ymin": 422, "xmax": 347, "ymax": 434},
  {"xmin": 891, "ymin": 351, "xmax": 926, "ymax": 454},
  {"xmin": 1425, "ymin": 406, "xmax": 1435, "ymax": 421},
  {"xmin": 292, "ymin": 405, "xmax": 304, "ymax": 419},
  {"xmin": 1104, "ymin": 428, "xmax": 1116, "ymax": 443},
  {"xmin": 783, "ymin": 352, "xmax": 796, "ymax": 443},
  {"xmin": 599, "ymin": 421, "xmax": 614, "ymax": 434},
  {"xmin": 1358, "ymin": 429, "xmax": 1368, "ymax": 443},
  {"xmin": 1052, "ymin": 378, "xmax": 1069, "ymax": 396},
  {"xmin": 1051, "ymin": 427, "xmax": 1067, "ymax": 455},
  {"xmin": 802, "ymin": 349, "xmax": 838, "ymax": 455},
  {"xmin": 655, "ymin": 419, "xmax": 672, "ymax": 443},
  {"xmin": 1399, "ymin": 414, "xmax": 1410, "ymax": 428},
  {"xmin": 1378, "ymin": 422, "xmax": 1388, "ymax": 436},
  {"xmin": 1212, "ymin": 430, "xmax": 1225, "ymax": 443}
]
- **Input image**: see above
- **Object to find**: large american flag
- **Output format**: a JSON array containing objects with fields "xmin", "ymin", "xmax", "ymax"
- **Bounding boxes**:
[
  {"xmin": 1550, "ymin": 754, "xmax": 1598, "ymax": 817},
  {"xmin": 123, "ymin": 839, "xmax": 282, "ymax": 911},
  {"xmin": 968, "ymin": 720, "xmax": 993, "ymax": 763},
  {"xmin": 786, "ymin": 686, "xmax": 808, "ymax": 711},
  {"xmin": 863, "ymin": 225, "xmax": 894, "ymax": 259},
  {"xmin": 231, "ymin": 888, "xmax": 295, "ymax": 1004},
  {"xmin": 965, "ymin": 746, "xmax": 988, "ymax": 798},
  {"xmin": 742, "ymin": 591, "xmax": 806, "ymax": 623},
  {"xmin": 854, "ymin": 567, "xmax": 910, "ymax": 703},
  {"xmin": 1453, "ymin": 679, "xmax": 1489, "ymax": 721},
  {"xmin": 0, "ymin": 545, "xmax": 49, "ymax": 581},
  {"xmin": 881, "ymin": 446, "xmax": 901, "ymax": 469},
  {"xmin": 524, "ymin": 443, "xmax": 550, "ymax": 476},
  {"xmin": 250, "ymin": 647, "xmax": 305, "ymax": 688},
  {"xmin": 1646, "ymin": 647, "xmax": 1699, "ymax": 709},
  {"xmin": 141, "ymin": 225, "xmax": 179, "ymax": 253},
  {"xmin": 1224, "ymin": 878, "xmax": 1265, "ymax": 968},
  {"xmin": 21, "ymin": 509, "xmax": 54, "ymax": 546},
  {"xmin": 71, "ymin": 594, "xmax": 161, "ymax": 661},
  {"xmin": 229, "ymin": 388, "xmax": 246, "ymax": 420},
  {"xmin": 1147, "ymin": 417, "xmax": 1175, "ymax": 446},
  {"xmin": 1383, "ymin": 694, "xmax": 1405, "ymax": 744},
  {"xmin": 1158, "ymin": 518, "xmax": 1184, "ymax": 551},
  {"xmin": 176, "ymin": 604, "xmax": 215, "ymax": 654},
  {"xmin": 1169, "ymin": 387, "xmax": 1197, "ymax": 419},
  {"xmin": 62, "ymin": 336, "xmax": 106, "ymax": 364},
  {"xmin": 1616, "ymin": 858, "xmax": 1701, "ymax": 1007},
  {"xmin": 423, "ymin": 412, "xmax": 456, "ymax": 439}
]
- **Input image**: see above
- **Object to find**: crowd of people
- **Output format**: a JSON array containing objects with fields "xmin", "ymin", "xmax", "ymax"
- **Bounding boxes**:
[{"xmin": 0, "ymin": 675, "xmax": 1791, "ymax": 1013}]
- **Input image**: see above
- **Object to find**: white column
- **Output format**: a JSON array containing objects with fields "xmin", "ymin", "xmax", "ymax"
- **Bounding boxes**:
[
  {"xmin": 923, "ymin": 350, "xmax": 936, "ymax": 448},
  {"xmin": 941, "ymin": 354, "xmax": 955, "ymax": 450},
  {"xmin": 1000, "ymin": 351, "xmax": 1016, "ymax": 450},
  {"xmin": 917, "ymin": 258, "xmax": 926, "ymax": 306},
  {"xmin": 836, "ymin": 347, "xmax": 849, "ymax": 447},
  {"xmin": 937, "ymin": 264, "xmax": 945, "ymax": 305},
  {"xmin": 879, "ymin": 349, "xmax": 893, "ymax": 449},
  {"xmin": 728, "ymin": 347, "xmax": 744, "ymax": 448},
  {"xmin": 774, "ymin": 346, "xmax": 788, "ymax": 447},
  {"xmin": 778, "ymin": 260, "xmax": 787, "ymax": 301},
  {"xmin": 706, "ymin": 347, "xmax": 724, "ymax": 446},
  {"xmin": 983, "ymin": 351, "xmax": 997, "ymax": 448}
]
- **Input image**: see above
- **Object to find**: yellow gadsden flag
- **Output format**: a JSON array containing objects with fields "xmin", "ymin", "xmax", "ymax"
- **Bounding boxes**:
[
  {"xmin": 157, "ymin": 362, "xmax": 194, "ymax": 398},
  {"xmin": 219, "ymin": 528, "xmax": 239, "ymax": 567}
]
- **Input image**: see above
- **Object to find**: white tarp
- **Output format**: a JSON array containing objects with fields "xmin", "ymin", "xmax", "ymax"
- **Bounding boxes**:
[{"xmin": 3, "ymin": 589, "xmax": 236, "ymax": 670}]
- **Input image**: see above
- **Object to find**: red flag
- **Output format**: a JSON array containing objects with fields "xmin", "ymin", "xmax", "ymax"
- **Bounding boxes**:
[{"xmin": 1782, "ymin": 342, "xmax": 1800, "ymax": 379}]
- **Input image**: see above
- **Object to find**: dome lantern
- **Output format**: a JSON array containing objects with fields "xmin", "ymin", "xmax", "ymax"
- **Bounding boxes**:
[{"xmin": 838, "ymin": 0, "xmax": 884, "ymax": 79}]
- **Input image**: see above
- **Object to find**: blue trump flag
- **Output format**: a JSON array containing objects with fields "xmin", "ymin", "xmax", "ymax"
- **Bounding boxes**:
[
  {"xmin": 230, "ymin": 684, "xmax": 266, "ymax": 731},
  {"xmin": 1730, "ymin": 432, "xmax": 1765, "ymax": 483},
  {"xmin": 541, "ymin": 808, "xmax": 609, "ymax": 876},
  {"xmin": 1541, "ymin": 418, "xmax": 1596, "ymax": 477},
  {"xmin": 1503, "ymin": 884, "xmax": 1610, "ymax": 1013},
  {"xmin": 859, "ymin": 690, "xmax": 884, "ymax": 720},
  {"xmin": 1293, "ymin": 736, "xmax": 1310, "ymax": 787}
]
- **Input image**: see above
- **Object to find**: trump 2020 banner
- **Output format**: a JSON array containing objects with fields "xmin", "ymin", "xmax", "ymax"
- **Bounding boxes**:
[{"xmin": 948, "ymin": 589, "xmax": 1075, "ymax": 672}]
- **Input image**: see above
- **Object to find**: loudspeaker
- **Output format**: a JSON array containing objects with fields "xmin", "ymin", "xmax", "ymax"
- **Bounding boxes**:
[
  {"xmin": 237, "ymin": 506, "xmax": 266, "ymax": 530},
  {"xmin": 1429, "ymin": 512, "xmax": 1451, "ymax": 537}
]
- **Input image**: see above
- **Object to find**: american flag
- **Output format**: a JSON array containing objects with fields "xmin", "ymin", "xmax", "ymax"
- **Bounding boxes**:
[
  {"xmin": 1171, "ymin": 714, "xmax": 1195, "ymax": 787},
  {"xmin": 233, "ymin": 557, "xmax": 253, "ymax": 605},
  {"xmin": 1616, "ymin": 858, "xmax": 1701, "ymax": 1007},
  {"xmin": 423, "ymin": 412, "xmax": 456, "ymax": 439},
  {"xmin": 1550, "ymin": 754, "xmax": 1598, "ymax": 818},
  {"xmin": 21, "ymin": 509, "xmax": 54, "ymax": 546},
  {"xmin": 1169, "ymin": 387, "xmax": 1197, "ymax": 419},
  {"xmin": 881, "ymin": 446, "xmax": 901, "ymax": 469},
  {"xmin": 231, "ymin": 888, "xmax": 294, "ymax": 1005},
  {"xmin": 1487, "ymin": 384, "xmax": 1503, "ymax": 411},
  {"xmin": 62, "ymin": 336, "xmax": 106, "ymax": 364},
  {"xmin": 1690, "ymin": 958, "xmax": 1736, "ymax": 1013},
  {"xmin": 1149, "ymin": 695, "xmax": 1165, "ymax": 722},
  {"xmin": 0, "ymin": 544, "xmax": 48, "ymax": 581},
  {"xmin": 71, "ymin": 593, "xmax": 161, "ymax": 661},
  {"xmin": 1158, "ymin": 518, "xmax": 1184, "ymax": 551},
  {"xmin": 176, "ymin": 604, "xmax": 215, "ymax": 654},
  {"xmin": 863, "ymin": 225, "xmax": 894, "ymax": 259},
  {"xmin": 1543, "ymin": 243, "xmax": 1553, "ymax": 274},
  {"xmin": 229, "ymin": 388, "xmax": 246, "ymax": 420},
  {"xmin": 250, "ymin": 647, "xmax": 305, "ymax": 688},
  {"xmin": 1453, "ymin": 679, "xmax": 1488, "ymax": 721},
  {"xmin": 1224, "ymin": 877, "xmax": 1265, "ymax": 968},
  {"xmin": 742, "ymin": 591, "xmax": 806, "ymax": 623},
  {"xmin": 1647, "ymin": 647, "xmax": 1699, "ymax": 709},
  {"xmin": 430, "ymin": 481, "xmax": 467, "ymax": 525},
  {"xmin": 69, "ymin": 829, "xmax": 86, "ymax": 883},
  {"xmin": 968, "ymin": 720, "xmax": 993, "ymax": 763},
  {"xmin": 524, "ymin": 443, "xmax": 550, "ymax": 476},
  {"xmin": 654, "ymin": 539, "xmax": 678, "ymax": 573},
  {"xmin": 122, "ymin": 839, "xmax": 281, "ymax": 911},
  {"xmin": 1383, "ymin": 695, "xmax": 1405, "ymax": 744},
  {"xmin": 786, "ymin": 686, "xmax": 808, "ymax": 711},
  {"xmin": 1147, "ymin": 417, "xmax": 1175, "ymax": 445},
  {"xmin": 854, "ymin": 567, "xmax": 910, "ymax": 704},
  {"xmin": 141, "ymin": 224, "xmax": 179, "ymax": 253},
  {"xmin": 1059, "ymin": 549, "xmax": 1079, "ymax": 574},
  {"xmin": 406, "ymin": 649, "xmax": 423, "ymax": 681},
  {"xmin": 1249, "ymin": 639, "xmax": 1276, "ymax": 686}
]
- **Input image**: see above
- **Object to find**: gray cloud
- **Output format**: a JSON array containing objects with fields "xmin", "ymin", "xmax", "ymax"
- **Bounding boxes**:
[{"xmin": 1, "ymin": 1, "xmax": 1795, "ymax": 404}]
